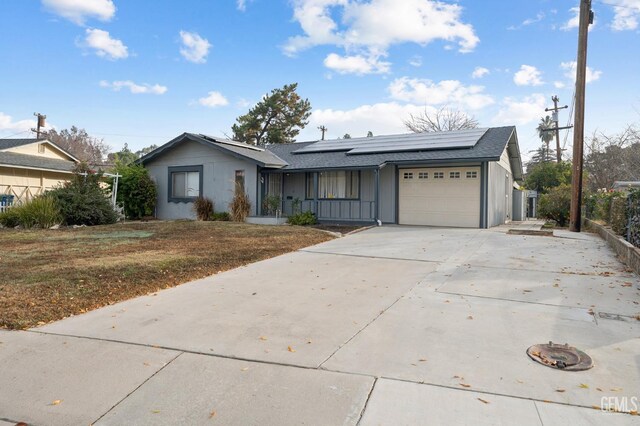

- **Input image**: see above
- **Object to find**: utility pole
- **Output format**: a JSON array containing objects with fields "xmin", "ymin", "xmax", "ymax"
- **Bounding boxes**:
[
  {"xmin": 31, "ymin": 112, "xmax": 47, "ymax": 138},
  {"xmin": 318, "ymin": 125, "xmax": 327, "ymax": 140},
  {"xmin": 569, "ymin": 0, "xmax": 594, "ymax": 232},
  {"xmin": 544, "ymin": 96, "xmax": 570, "ymax": 163}
]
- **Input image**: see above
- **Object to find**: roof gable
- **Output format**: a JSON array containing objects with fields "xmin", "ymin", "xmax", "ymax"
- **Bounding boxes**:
[
  {"xmin": 138, "ymin": 133, "xmax": 287, "ymax": 168},
  {"xmin": 0, "ymin": 138, "xmax": 79, "ymax": 162}
]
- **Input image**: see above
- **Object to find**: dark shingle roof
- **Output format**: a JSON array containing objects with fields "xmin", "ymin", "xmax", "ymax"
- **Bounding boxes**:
[
  {"xmin": 138, "ymin": 133, "xmax": 287, "ymax": 168},
  {"xmin": 267, "ymin": 126, "xmax": 518, "ymax": 172},
  {"xmin": 0, "ymin": 151, "xmax": 76, "ymax": 172},
  {"xmin": 0, "ymin": 138, "xmax": 45, "ymax": 150}
]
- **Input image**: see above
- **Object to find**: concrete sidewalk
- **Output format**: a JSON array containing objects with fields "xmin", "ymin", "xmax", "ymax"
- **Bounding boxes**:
[{"xmin": 1, "ymin": 225, "xmax": 638, "ymax": 425}]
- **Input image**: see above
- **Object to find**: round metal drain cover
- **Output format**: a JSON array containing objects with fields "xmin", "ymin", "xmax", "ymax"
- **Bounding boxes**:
[{"xmin": 527, "ymin": 342, "xmax": 594, "ymax": 371}]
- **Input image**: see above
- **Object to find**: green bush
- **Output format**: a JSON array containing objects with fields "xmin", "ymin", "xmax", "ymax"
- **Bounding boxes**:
[
  {"xmin": 0, "ymin": 207, "xmax": 21, "ymax": 228},
  {"xmin": 610, "ymin": 194, "xmax": 628, "ymax": 235},
  {"xmin": 112, "ymin": 164, "xmax": 157, "ymax": 219},
  {"xmin": 193, "ymin": 196, "xmax": 214, "ymax": 221},
  {"xmin": 287, "ymin": 211, "xmax": 317, "ymax": 226},
  {"xmin": 524, "ymin": 161, "xmax": 572, "ymax": 193},
  {"xmin": 0, "ymin": 196, "xmax": 61, "ymax": 229},
  {"xmin": 262, "ymin": 194, "xmax": 281, "ymax": 216},
  {"xmin": 210, "ymin": 211, "xmax": 230, "ymax": 221},
  {"xmin": 48, "ymin": 163, "xmax": 118, "ymax": 226},
  {"xmin": 538, "ymin": 184, "xmax": 571, "ymax": 227}
]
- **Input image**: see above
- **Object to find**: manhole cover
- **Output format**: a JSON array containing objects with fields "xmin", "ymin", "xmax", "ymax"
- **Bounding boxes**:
[{"xmin": 527, "ymin": 342, "xmax": 594, "ymax": 371}]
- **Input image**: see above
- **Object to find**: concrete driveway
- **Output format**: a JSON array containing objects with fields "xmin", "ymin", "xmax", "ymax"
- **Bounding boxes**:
[{"xmin": 1, "ymin": 225, "xmax": 639, "ymax": 425}]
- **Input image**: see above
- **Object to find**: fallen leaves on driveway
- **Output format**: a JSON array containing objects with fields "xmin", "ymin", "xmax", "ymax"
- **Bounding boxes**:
[
  {"xmin": 579, "ymin": 383, "xmax": 589, "ymax": 389},
  {"xmin": 477, "ymin": 398, "xmax": 490, "ymax": 404},
  {"xmin": 50, "ymin": 399, "xmax": 62, "ymax": 406},
  {"xmin": 287, "ymin": 346, "xmax": 296, "ymax": 352},
  {"xmin": 459, "ymin": 383, "xmax": 471, "ymax": 388}
]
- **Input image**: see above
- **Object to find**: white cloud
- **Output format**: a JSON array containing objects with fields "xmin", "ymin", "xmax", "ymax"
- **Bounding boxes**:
[
  {"xmin": 513, "ymin": 65, "xmax": 544, "ymax": 86},
  {"xmin": 508, "ymin": 11, "xmax": 545, "ymax": 30},
  {"xmin": 554, "ymin": 81, "xmax": 566, "ymax": 89},
  {"xmin": 560, "ymin": 61, "xmax": 602, "ymax": 84},
  {"xmin": 198, "ymin": 91, "xmax": 229, "ymax": 108},
  {"xmin": 408, "ymin": 55, "xmax": 422, "ymax": 67},
  {"xmin": 323, "ymin": 52, "xmax": 390, "ymax": 75},
  {"xmin": 610, "ymin": 0, "xmax": 640, "ymax": 30},
  {"xmin": 471, "ymin": 66, "xmax": 490, "ymax": 79},
  {"xmin": 236, "ymin": 0, "xmax": 254, "ymax": 12},
  {"xmin": 388, "ymin": 77, "xmax": 494, "ymax": 110},
  {"xmin": 492, "ymin": 94, "xmax": 546, "ymax": 125},
  {"xmin": 561, "ymin": 7, "xmax": 580, "ymax": 30},
  {"xmin": 306, "ymin": 102, "xmax": 430, "ymax": 139},
  {"xmin": 179, "ymin": 31, "xmax": 211, "ymax": 64},
  {"xmin": 42, "ymin": 0, "xmax": 115, "ymax": 25},
  {"xmin": 83, "ymin": 28, "xmax": 128, "ymax": 60},
  {"xmin": 100, "ymin": 80, "xmax": 167, "ymax": 95},
  {"xmin": 284, "ymin": 0, "xmax": 479, "ymax": 73},
  {"xmin": 0, "ymin": 112, "xmax": 36, "ymax": 134}
]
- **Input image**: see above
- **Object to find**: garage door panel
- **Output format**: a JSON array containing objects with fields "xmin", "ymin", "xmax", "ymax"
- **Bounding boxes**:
[{"xmin": 399, "ymin": 167, "xmax": 480, "ymax": 228}]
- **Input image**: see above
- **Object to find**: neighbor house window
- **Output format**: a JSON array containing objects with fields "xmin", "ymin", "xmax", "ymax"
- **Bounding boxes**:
[
  {"xmin": 306, "ymin": 171, "xmax": 359, "ymax": 199},
  {"xmin": 168, "ymin": 165, "xmax": 202, "ymax": 202},
  {"xmin": 418, "ymin": 172, "xmax": 428, "ymax": 179},
  {"xmin": 403, "ymin": 172, "xmax": 414, "ymax": 180},
  {"xmin": 235, "ymin": 170, "xmax": 245, "ymax": 193},
  {"xmin": 433, "ymin": 172, "xmax": 444, "ymax": 179},
  {"xmin": 450, "ymin": 171, "xmax": 461, "ymax": 179},
  {"xmin": 466, "ymin": 171, "xmax": 478, "ymax": 179}
]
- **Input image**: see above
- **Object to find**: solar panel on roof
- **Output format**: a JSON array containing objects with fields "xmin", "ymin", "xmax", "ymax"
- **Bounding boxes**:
[{"xmin": 292, "ymin": 128, "xmax": 488, "ymax": 155}]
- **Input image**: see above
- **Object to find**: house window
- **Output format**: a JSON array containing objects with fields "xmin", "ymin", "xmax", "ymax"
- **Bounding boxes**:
[
  {"xmin": 235, "ymin": 170, "xmax": 245, "ymax": 193},
  {"xmin": 403, "ymin": 172, "xmax": 414, "ymax": 180},
  {"xmin": 450, "ymin": 171, "xmax": 461, "ymax": 179},
  {"xmin": 267, "ymin": 173, "xmax": 282, "ymax": 196},
  {"xmin": 466, "ymin": 171, "xmax": 478, "ymax": 179},
  {"xmin": 418, "ymin": 172, "xmax": 428, "ymax": 179},
  {"xmin": 168, "ymin": 165, "xmax": 202, "ymax": 202},
  {"xmin": 306, "ymin": 171, "xmax": 359, "ymax": 199},
  {"xmin": 433, "ymin": 172, "xmax": 444, "ymax": 179}
]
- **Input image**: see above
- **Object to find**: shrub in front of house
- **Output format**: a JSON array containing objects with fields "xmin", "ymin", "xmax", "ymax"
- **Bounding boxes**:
[
  {"xmin": 538, "ymin": 184, "xmax": 571, "ymax": 227},
  {"xmin": 112, "ymin": 163, "xmax": 157, "ymax": 220},
  {"xmin": 48, "ymin": 164, "xmax": 118, "ymax": 226},
  {"xmin": 210, "ymin": 211, "xmax": 230, "ymax": 221},
  {"xmin": 230, "ymin": 185, "xmax": 251, "ymax": 222},
  {"xmin": 287, "ymin": 211, "xmax": 317, "ymax": 226},
  {"xmin": 193, "ymin": 196, "xmax": 214, "ymax": 221},
  {"xmin": 0, "ymin": 196, "xmax": 62, "ymax": 229},
  {"xmin": 609, "ymin": 194, "xmax": 629, "ymax": 236}
]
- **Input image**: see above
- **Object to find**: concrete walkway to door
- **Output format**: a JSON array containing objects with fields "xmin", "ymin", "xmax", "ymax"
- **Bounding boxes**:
[{"xmin": 1, "ymin": 225, "xmax": 639, "ymax": 425}]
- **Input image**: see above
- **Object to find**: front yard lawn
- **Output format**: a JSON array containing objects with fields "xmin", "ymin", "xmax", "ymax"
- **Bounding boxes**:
[{"xmin": 0, "ymin": 221, "xmax": 334, "ymax": 329}]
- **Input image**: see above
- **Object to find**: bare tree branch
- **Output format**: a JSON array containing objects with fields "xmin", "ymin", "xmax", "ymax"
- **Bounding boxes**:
[{"xmin": 404, "ymin": 106, "xmax": 479, "ymax": 133}]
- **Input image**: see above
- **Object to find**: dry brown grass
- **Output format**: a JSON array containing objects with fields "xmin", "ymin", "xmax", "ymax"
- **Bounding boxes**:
[{"xmin": 0, "ymin": 220, "xmax": 333, "ymax": 329}]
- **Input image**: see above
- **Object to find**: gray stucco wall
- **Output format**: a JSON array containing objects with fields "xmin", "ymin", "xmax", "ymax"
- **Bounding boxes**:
[
  {"xmin": 145, "ymin": 140, "xmax": 258, "ymax": 220},
  {"xmin": 487, "ymin": 160, "xmax": 513, "ymax": 227},
  {"xmin": 379, "ymin": 164, "xmax": 396, "ymax": 223}
]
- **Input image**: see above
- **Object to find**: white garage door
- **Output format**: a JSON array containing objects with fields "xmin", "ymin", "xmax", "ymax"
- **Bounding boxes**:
[{"xmin": 399, "ymin": 167, "xmax": 481, "ymax": 228}]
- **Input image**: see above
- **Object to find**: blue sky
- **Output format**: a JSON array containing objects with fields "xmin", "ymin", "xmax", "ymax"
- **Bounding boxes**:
[{"xmin": 0, "ymin": 0, "xmax": 639, "ymax": 161}]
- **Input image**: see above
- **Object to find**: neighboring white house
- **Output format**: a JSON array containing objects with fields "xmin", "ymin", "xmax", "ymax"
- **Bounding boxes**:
[{"xmin": 139, "ymin": 127, "xmax": 524, "ymax": 228}]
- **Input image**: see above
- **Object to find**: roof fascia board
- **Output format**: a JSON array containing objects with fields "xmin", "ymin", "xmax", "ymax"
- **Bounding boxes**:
[{"xmin": 0, "ymin": 163, "xmax": 75, "ymax": 173}]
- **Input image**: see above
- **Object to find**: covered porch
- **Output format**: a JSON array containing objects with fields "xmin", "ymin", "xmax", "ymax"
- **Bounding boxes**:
[{"xmin": 259, "ymin": 168, "xmax": 383, "ymax": 223}]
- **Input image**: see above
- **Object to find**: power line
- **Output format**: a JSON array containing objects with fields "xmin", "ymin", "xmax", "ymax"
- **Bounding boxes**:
[{"xmin": 0, "ymin": 130, "xmax": 32, "ymax": 138}]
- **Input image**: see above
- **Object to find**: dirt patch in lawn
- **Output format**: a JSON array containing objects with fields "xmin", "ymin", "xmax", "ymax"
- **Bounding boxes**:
[{"xmin": 0, "ymin": 221, "xmax": 334, "ymax": 329}]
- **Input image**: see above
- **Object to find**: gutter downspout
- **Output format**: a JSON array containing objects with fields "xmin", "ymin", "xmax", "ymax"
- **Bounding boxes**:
[{"xmin": 374, "ymin": 166, "xmax": 381, "ymax": 226}]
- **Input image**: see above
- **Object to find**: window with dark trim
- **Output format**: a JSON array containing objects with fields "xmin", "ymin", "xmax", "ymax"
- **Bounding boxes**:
[
  {"xmin": 403, "ymin": 172, "xmax": 414, "ymax": 180},
  {"xmin": 235, "ymin": 170, "xmax": 245, "ymax": 194},
  {"xmin": 449, "ymin": 171, "xmax": 461, "ymax": 179},
  {"xmin": 168, "ymin": 165, "xmax": 203, "ymax": 202},
  {"xmin": 306, "ymin": 171, "xmax": 359, "ymax": 199},
  {"xmin": 433, "ymin": 172, "xmax": 444, "ymax": 179},
  {"xmin": 418, "ymin": 172, "xmax": 428, "ymax": 179},
  {"xmin": 466, "ymin": 171, "xmax": 478, "ymax": 179}
]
